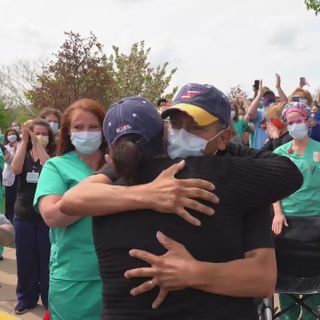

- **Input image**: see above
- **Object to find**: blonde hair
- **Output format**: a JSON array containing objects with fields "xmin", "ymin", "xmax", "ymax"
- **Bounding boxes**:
[
  {"xmin": 264, "ymin": 102, "xmax": 286, "ymax": 121},
  {"xmin": 23, "ymin": 119, "xmax": 34, "ymax": 128},
  {"xmin": 289, "ymin": 88, "xmax": 313, "ymax": 107}
]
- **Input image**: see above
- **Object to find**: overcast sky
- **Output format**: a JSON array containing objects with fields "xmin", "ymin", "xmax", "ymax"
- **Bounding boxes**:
[{"xmin": 0, "ymin": 0, "xmax": 319, "ymax": 97}]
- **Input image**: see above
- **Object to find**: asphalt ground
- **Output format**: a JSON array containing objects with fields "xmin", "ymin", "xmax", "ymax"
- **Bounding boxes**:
[{"xmin": 0, "ymin": 247, "xmax": 45, "ymax": 320}]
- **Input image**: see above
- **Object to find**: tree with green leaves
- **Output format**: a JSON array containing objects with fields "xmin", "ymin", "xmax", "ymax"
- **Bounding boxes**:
[
  {"xmin": 305, "ymin": 0, "xmax": 320, "ymax": 15},
  {"xmin": 0, "ymin": 99, "xmax": 10, "ymax": 130},
  {"xmin": 109, "ymin": 41, "xmax": 177, "ymax": 103},
  {"xmin": 28, "ymin": 32, "xmax": 177, "ymax": 111},
  {"xmin": 27, "ymin": 31, "xmax": 115, "ymax": 111}
]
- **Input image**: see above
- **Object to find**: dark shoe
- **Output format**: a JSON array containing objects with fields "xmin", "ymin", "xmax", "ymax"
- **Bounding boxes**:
[
  {"xmin": 0, "ymin": 255, "xmax": 3, "ymax": 261},
  {"xmin": 15, "ymin": 302, "xmax": 31, "ymax": 315}
]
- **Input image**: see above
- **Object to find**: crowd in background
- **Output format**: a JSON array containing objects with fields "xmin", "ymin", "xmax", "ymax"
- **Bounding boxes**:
[{"xmin": 0, "ymin": 74, "xmax": 320, "ymax": 320}]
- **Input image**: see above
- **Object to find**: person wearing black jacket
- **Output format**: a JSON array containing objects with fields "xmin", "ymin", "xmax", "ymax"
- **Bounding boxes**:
[{"xmin": 61, "ymin": 85, "xmax": 302, "ymax": 320}]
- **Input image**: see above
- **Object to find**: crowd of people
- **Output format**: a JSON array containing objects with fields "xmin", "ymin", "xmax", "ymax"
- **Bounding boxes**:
[{"xmin": 0, "ymin": 75, "xmax": 320, "ymax": 320}]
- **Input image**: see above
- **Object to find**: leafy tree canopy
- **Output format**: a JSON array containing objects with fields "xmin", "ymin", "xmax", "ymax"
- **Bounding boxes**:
[
  {"xmin": 27, "ymin": 32, "xmax": 177, "ymax": 111},
  {"xmin": 305, "ymin": 0, "xmax": 320, "ymax": 15}
]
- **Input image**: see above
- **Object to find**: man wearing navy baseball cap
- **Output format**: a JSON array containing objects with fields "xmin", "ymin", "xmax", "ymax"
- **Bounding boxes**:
[{"xmin": 161, "ymin": 83, "xmax": 233, "ymax": 158}]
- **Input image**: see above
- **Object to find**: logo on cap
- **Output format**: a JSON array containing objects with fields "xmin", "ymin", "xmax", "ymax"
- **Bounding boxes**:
[
  {"xmin": 181, "ymin": 85, "xmax": 210, "ymax": 100},
  {"xmin": 116, "ymin": 124, "xmax": 132, "ymax": 133}
]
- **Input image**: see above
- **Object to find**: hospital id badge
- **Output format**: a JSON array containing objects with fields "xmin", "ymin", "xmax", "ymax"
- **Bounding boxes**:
[{"xmin": 26, "ymin": 171, "xmax": 39, "ymax": 184}]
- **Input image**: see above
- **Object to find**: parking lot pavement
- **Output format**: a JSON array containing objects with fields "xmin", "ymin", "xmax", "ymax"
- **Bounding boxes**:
[{"xmin": 0, "ymin": 248, "xmax": 45, "ymax": 320}]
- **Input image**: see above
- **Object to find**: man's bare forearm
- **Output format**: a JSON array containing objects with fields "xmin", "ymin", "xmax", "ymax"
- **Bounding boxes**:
[
  {"xmin": 190, "ymin": 249, "xmax": 276, "ymax": 297},
  {"xmin": 247, "ymin": 94, "xmax": 262, "ymax": 120}
]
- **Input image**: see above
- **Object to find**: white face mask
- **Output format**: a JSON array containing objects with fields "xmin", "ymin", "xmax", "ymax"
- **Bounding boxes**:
[
  {"xmin": 70, "ymin": 131, "xmax": 102, "ymax": 155},
  {"xmin": 7, "ymin": 135, "xmax": 17, "ymax": 143},
  {"xmin": 167, "ymin": 127, "xmax": 225, "ymax": 159},
  {"xmin": 287, "ymin": 123, "xmax": 308, "ymax": 140},
  {"xmin": 167, "ymin": 128, "xmax": 207, "ymax": 159},
  {"xmin": 49, "ymin": 121, "xmax": 59, "ymax": 135},
  {"xmin": 230, "ymin": 110, "xmax": 236, "ymax": 119}
]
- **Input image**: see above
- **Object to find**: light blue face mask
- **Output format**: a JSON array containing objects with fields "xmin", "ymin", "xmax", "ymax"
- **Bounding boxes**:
[
  {"xmin": 49, "ymin": 121, "xmax": 59, "ymax": 135},
  {"xmin": 167, "ymin": 127, "xmax": 224, "ymax": 159},
  {"xmin": 70, "ymin": 131, "xmax": 102, "ymax": 155}
]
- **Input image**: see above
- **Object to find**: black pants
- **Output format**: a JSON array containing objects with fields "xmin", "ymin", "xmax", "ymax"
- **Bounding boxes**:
[
  {"xmin": 14, "ymin": 217, "xmax": 50, "ymax": 309},
  {"xmin": 5, "ymin": 178, "xmax": 17, "ymax": 222}
]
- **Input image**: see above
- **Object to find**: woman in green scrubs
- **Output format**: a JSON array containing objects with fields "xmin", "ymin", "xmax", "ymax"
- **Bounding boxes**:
[
  {"xmin": 34, "ymin": 99, "xmax": 106, "ymax": 320},
  {"xmin": 272, "ymin": 102, "xmax": 320, "ymax": 320}
]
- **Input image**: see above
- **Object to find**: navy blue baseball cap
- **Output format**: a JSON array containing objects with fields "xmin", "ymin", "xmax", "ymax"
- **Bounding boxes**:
[
  {"xmin": 161, "ymin": 83, "xmax": 231, "ymax": 125},
  {"xmin": 103, "ymin": 96, "xmax": 163, "ymax": 145}
]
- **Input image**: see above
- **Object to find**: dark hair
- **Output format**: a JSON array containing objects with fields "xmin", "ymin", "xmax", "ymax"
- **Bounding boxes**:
[
  {"xmin": 40, "ymin": 107, "xmax": 62, "ymax": 124},
  {"xmin": 57, "ymin": 98, "xmax": 106, "ymax": 156},
  {"xmin": 4, "ymin": 128, "xmax": 21, "ymax": 145},
  {"xmin": 29, "ymin": 118, "xmax": 56, "ymax": 156},
  {"xmin": 111, "ymin": 131, "xmax": 164, "ymax": 180},
  {"xmin": 157, "ymin": 98, "xmax": 168, "ymax": 107}
]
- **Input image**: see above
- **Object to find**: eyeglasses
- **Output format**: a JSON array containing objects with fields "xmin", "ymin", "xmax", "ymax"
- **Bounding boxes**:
[
  {"xmin": 164, "ymin": 119, "xmax": 217, "ymax": 133},
  {"xmin": 284, "ymin": 117, "xmax": 306, "ymax": 126}
]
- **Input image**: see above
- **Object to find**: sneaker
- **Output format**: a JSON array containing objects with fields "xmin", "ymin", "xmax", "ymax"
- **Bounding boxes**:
[{"xmin": 14, "ymin": 303, "xmax": 29, "ymax": 315}]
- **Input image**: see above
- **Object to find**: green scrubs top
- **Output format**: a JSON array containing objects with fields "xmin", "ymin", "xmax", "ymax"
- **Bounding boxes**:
[
  {"xmin": 34, "ymin": 151, "xmax": 101, "ymax": 281},
  {"xmin": 233, "ymin": 118, "xmax": 248, "ymax": 137},
  {"xmin": 273, "ymin": 139, "xmax": 320, "ymax": 217}
]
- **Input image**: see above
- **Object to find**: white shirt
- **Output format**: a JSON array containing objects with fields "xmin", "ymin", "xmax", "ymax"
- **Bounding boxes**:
[{"xmin": 2, "ymin": 144, "xmax": 16, "ymax": 187}]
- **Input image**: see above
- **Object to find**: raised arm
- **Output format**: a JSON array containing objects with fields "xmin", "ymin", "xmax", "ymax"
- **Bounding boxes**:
[
  {"xmin": 246, "ymin": 80, "xmax": 265, "ymax": 121},
  {"xmin": 28, "ymin": 130, "xmax": 50, "ymax": 165},
  {"xmin": 11, "ymin": 128, "xmax": 29, "ymax": 175},
  {"xmin": 275, "ymin": 73, "xmax": 288, "ymax": 103}
]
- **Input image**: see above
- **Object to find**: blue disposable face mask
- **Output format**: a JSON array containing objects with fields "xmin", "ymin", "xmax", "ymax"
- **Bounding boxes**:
[
  {"xmin": 167, "ymin": 127, "xmax": 225, "ymax": 159},
  {"xmin": 49, "ymin": 121, "xmax": 59, "ymax": 135},
  {"xmin": 70, "ymin": 131, "xmax": 102, "ymax": 155}
]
